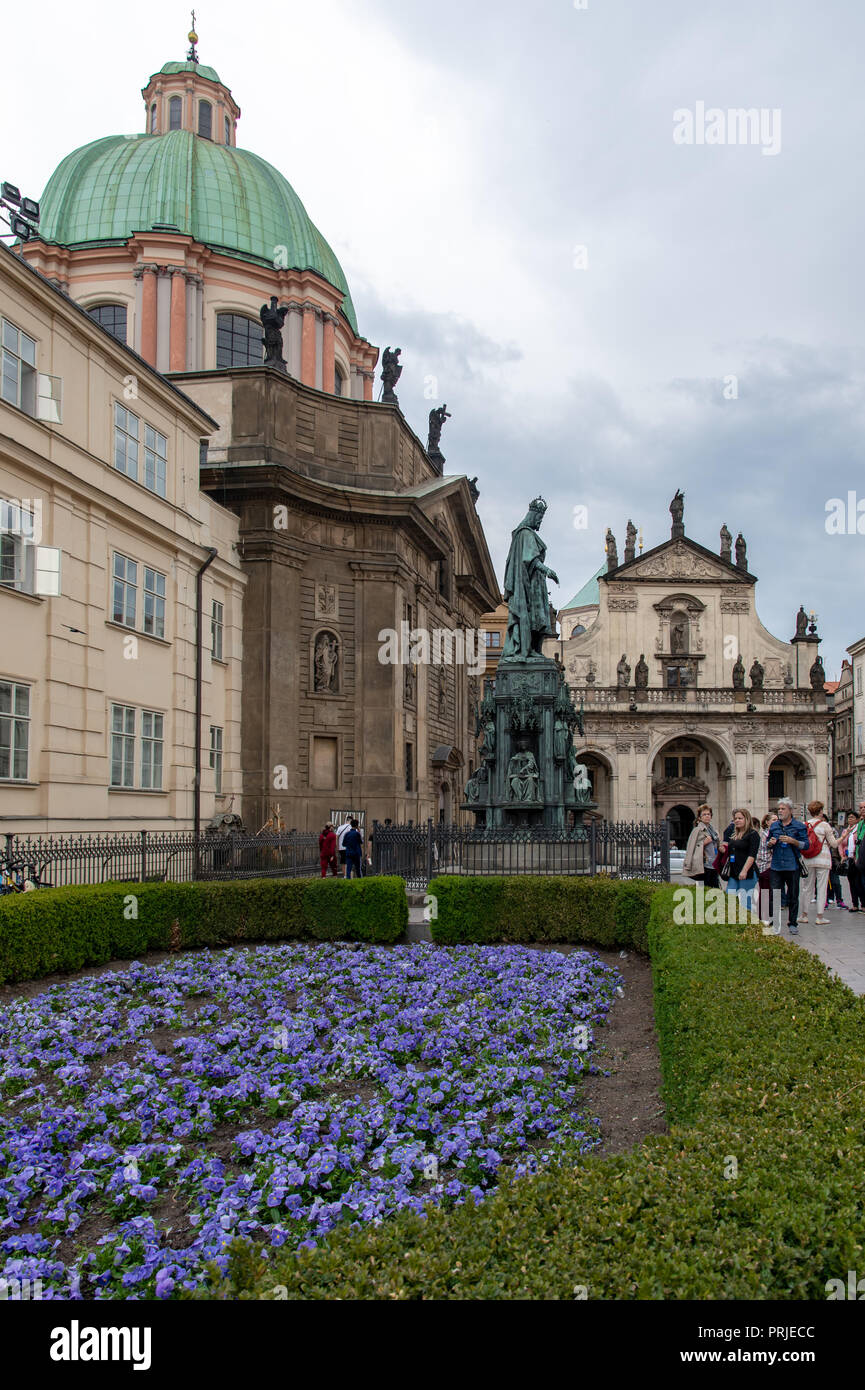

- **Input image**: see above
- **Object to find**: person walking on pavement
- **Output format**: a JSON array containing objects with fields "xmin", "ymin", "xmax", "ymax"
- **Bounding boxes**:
[
  {"xmin": 765, "ymin": 797, "xmax": 809, "ymax": 934},
  {"xmin": 839, "ymin": 809, "xmax": 865, "ymax": 912},
  {"xmin": 343, "ymin": 818, "xmax": 364, "ymax": 880},
  {"xmin": 800, "ymin": 800, "xmax": 838, "ymax": 926},
  {"xmin": 756, "ymin": 812, "xmax": 775, "ymax": 925},
  {"xmin": 318, "ymin": 823, "xmax": 338, "ymax": 877},
  {"xmin": 725, "ymin": 807, "xmax": 760, "ymax": 918},
  {"xmin": 335, "ymin": 819, "xmax": 352, "ymax": 875},
  {"xmin": 683, "ymin": 804, "xmax": 721, "ymax": 888}
]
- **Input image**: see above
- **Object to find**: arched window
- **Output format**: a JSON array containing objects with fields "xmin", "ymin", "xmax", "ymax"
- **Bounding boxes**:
[
  {"xmin": 198, "ymin": 101, "xmax": 212, "ymax": 139},
  {"xmin": 224, "ymin": 114, "xmax": 231, "ymax": 145},
  {"xmin": 216, "ymin": 313, "xmax": 262, "ymax": 368},
  {"xmin": 169, "ymin": 96, "xmax": 182, "ymax": 130},
  {"xmin": 150, "ymin": 103, "xmax": 157, "ymax": 133},
  {"xmin": 87, "ymin": 303, "xmax": 128, "ymax": 344},
  {"xmin": 334, "ymin": 365, "xmax": 345, "ymax": 397}
]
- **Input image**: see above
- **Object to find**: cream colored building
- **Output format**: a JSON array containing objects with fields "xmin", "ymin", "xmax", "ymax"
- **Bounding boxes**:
[
  {"xmin": 0, "ymin": 242, "xmax": 245, "ymax": 832},
  {"xmin": 550, "ymin": 506, "xmax": 830, "ymax": 842}
]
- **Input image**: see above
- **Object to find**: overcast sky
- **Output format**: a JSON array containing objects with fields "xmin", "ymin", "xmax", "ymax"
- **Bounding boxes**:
[{"xmin": 4, "ymin": 0, "xmax": 864, "ymax": 674}]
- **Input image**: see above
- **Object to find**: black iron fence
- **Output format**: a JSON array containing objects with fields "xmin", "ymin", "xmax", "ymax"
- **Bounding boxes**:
[
  {"xmin": 371, "ymin": 820, "xmax": 671, "ymax": 890},
  {"xmin": 1, "ymin": 830, "xmax": 322, "ymax": 888}
]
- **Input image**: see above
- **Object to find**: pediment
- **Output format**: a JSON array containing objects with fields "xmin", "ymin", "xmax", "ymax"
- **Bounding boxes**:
[{"xmin": 613, "ymin": 539, "xmax": 752, "ymax": 585}]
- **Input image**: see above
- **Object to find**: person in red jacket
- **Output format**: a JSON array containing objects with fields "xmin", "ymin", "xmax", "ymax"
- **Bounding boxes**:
[{"xmin": 318, "ymin": 823, "xmax": 338, "ymax": 877}]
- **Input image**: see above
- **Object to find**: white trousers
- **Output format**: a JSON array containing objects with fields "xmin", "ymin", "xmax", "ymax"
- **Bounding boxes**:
[{"xmin": 801, "ymin": 861, "xmax": 830, "ymax": 916}]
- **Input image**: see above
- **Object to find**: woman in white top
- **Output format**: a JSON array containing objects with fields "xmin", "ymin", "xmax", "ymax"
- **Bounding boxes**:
[{"xmin": 800, "ymin": 799, "xmax": 839, "ymax": 926}]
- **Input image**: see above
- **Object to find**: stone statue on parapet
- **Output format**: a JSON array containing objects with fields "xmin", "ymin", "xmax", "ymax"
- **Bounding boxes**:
[
  {"xmin": 624, "ymin": 520, "xmax": 637, "ymax": 564},
  {"xmin": 427, "ymin": 404, "xmax": 451, "ymax": 462},
  {"xmin": 260, "ymin": 296, "xmax": 288, "ymax": 372},
  {"xmin": 720, "ymin": 523, "xmax": 732, "ymax": 563},
  {"xmin": 670, "ymin": 489, "xmax": 684, "ymax": 537},
  {"xmin": 381, "ymin": 347, "xmax": 402, "ymax": 404}
]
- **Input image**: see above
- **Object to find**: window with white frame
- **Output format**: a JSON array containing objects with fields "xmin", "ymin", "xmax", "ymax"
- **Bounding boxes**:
[
  {"xmin": 113, "ymin": 404, "xmax": 167, "ymax": 498},
  {"xmin": 857, "ymin": 665, "xmax": 863, "ymax": 697},
  {"xmin": 1, "ymin": 319, "xmax": 36, "ymax": 415},
  {"xmin": 209, "ymin": 725, "xmax": 223, "ymax": 794},
  {"xmin": 0, "ymin": 500, "xmax": 36, "ymax": 594},
  {"xmin": 858, "ymin": 724, "xmax": 863, "ymax": 757},
  {"xmin": 144, "ymin": 425, "xmax": 167, "ymax": 496},
  {"xmin": 0, "ymin": 680, "xmax": 30, "ymax": 780},
  {"xmin": 211, "ymin": 599, "xmax": 224, "ymax": 660},
  {"xmin": 114, "ymin": 403, "xmax": 139, "ymax": 481},
  {"xmin": 110, "ymin": 704, "xmax": 136, "ymax": 787},
  {"xmin": 143, "ymin": 567, "xmax": 166, "ymax": 639},
  {"xmin": 112, "ymin": 553, "xmax": 137, "ymax": 627},
  {"xmin": 141, "ymin": 711, "xmax": 164, "ymax": 790}
]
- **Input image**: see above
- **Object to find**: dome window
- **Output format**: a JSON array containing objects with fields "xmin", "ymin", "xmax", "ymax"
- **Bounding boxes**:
[
  {"xmin": 216, "ymin": 313, "xmax": 262, "ymax": 368},
  {"xmin": 334, "ymin": 365, "xmax": 344, "ymax": 397},
  {"xmin": 224, "ymin": 115, "xmax": 231, "ymax": 145},
  {"xmin": 198, "ymin": 101, "xmax": 212, "ymax": 139},
  {"xmin": 149, "ymin": 103, "xmax": 157, "ymax": 133},
  {"xmin": 87, "ymin": 303, "xmax": 127, "ymax": 344},
  {"xmin": 169, "ymin": 96, "xmax": 182, "ymax": 131}
]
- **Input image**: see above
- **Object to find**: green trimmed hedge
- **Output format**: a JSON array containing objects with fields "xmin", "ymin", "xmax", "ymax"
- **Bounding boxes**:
[
  {"xmin": 190, "ymin": 883, "xmax": 865, "ymax": 1300},
  {"xmin": 0, "ymin": 876, "xmax": 408, "ymax": 984},
  {"xmin": 429, "ymin": 874, "xmax": 659, "ymax": 951}
]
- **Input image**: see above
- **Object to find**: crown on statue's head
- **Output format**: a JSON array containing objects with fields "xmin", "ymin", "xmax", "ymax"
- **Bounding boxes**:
[{"xmin": 529, "ymin": 496, "xmax": 547, "ymax": 514}]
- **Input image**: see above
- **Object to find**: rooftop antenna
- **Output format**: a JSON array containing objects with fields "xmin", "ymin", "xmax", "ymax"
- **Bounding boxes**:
[{"xmin": 187, "ymin": 11, "xmax": 199, "ymax": 64}]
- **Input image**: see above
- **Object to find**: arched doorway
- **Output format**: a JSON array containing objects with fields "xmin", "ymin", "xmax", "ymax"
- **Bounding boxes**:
[
  {"xmin": 579, "ymin": 751, "xmax": 614, "ymax": 820},
  {"xmin": 438, "ymin": 780, "xmax": 451, "ymax": 824},
  {"xmin": 666, "ymin": 803, "xmax": 695, "ymax": 848},
  {"xmin": 767, "ymin": 753, "xmax": 812, "ymax": 819}
]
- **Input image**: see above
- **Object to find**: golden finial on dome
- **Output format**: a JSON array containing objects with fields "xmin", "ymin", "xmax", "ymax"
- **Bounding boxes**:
[
  {"xmin": 187, "ymin": 10, "xmax": 199, "ymax": 63},
  {"xmin": 638, "ymin": 527, "xmax": 643, "ymax": 554}
]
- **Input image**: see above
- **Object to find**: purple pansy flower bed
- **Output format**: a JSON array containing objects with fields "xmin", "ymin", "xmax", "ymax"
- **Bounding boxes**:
[{"xmin": 0, "ymin": 940, "xmax": 621, "ymax": 1299}]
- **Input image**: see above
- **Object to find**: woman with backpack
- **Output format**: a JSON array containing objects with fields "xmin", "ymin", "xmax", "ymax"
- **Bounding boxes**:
[{"xmin": 800, "ymin": 799, "xmax": 838, "ymax": 926}]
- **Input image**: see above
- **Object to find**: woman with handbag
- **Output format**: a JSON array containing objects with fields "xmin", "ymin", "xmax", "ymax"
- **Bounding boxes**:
[
  {"xmin": 683, "ymin": 803, "xmax": 721, "ymax": 888},
  {"xmin": 725, "ymin": 807, "xmax": 760, "ymax": 917},
  {"xmin": 838, "ymin": 812, "xmax": 863, "ymax": 911}
]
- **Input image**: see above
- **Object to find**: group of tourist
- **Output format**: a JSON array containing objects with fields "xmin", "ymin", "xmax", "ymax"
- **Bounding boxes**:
[
  {"xmin": 318, "ymin": 819, "xmax": 368, "ymax": 879},
  {"xmin": 683, "ymin": 798, "xmax": 865, "ymax": 932}
]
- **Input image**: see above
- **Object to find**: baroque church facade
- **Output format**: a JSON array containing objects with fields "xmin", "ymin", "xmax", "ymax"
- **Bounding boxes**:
[
  {"xmin": 3, "ymin": 34, "xmax": 498, "ymax": 834},
  {"xmin": 551, "ymin": 501, "xmax": 830, "ymax": 843}
]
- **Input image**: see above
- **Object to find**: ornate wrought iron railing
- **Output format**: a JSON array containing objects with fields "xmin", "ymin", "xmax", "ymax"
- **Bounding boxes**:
[
  {"xmin": 1, "ymin": 830, "xmax": 322, "ymax": 887},
  {"xmin": 371, "ymin": 819, "xmax": 671, "ymax": 889}
]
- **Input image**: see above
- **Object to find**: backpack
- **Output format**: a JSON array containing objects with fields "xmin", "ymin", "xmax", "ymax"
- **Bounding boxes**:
[{"xmin": 801, "ymin": 821, "xmax": 823, "ymax": 859}]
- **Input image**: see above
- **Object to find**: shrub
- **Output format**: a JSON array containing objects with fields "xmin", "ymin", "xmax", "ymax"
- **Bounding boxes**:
[
  {"xmin": 0, "ymin": 876, "xmax": 407, "ymax": 984},
  {"xmin": 189, "ymin": 883, "xmax": 865, "ymax": 1300},
  {"xmin": 429, "ymin": 874, "xmax": 659, "ymax": 951}
]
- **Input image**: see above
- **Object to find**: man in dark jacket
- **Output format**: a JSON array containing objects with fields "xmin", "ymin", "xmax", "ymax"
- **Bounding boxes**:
[
  {"xmin": 766, "ymin": 798, "xmax": 809, "ymax": 934},
  {"xmin": 344, "ymin": 819, "xmax": 364, "ymax": 879}
]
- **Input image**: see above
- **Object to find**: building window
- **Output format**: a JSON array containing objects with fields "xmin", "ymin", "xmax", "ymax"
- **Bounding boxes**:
[
  {"xmin": 88, "ymin": 303, "xmax": 128, "ymax": 344},
  {"xmin": 0, "ymin": 500, "xmax": 36, "ymax": 594},
  {"xmin": 144, "ymin": 424, "xmax": 167, "ymax": 496},
  {"xmin": 405, "ymin": 742, "xmax": 414, "ymax": 792},
  {"xmin": 211, "ymin": 600, "xmax": 224, "ymax": 661},
  {"xmin": 198, "ymin": 101, "xmax": 212, "ymax": 139},
  {"xmin": 224, "ymin": 114, "xmax": 230, "ymax": 145},
  {"xmin": 858, "ymin": 724, "xmax": 863, "ymax": 757},
  {"xmin": 664, "ymin": 757, "xmax": 678, "ymax": 779},
  {"xmin": 216, "ymin": 313, "xmax": 263, "ymax": 368},
  {"xmin": 113, "ymin": 404, "xmax": 166, "ymax": 497},
  {"xmin": 571, "ymin": 623, "xmax": 586, "ymax": 637},
  {"xmin": 169, "ymin": 95, "xmax": 182, "ymax": 130},
  {"xmin": 681, "ymin": 756, "xmax": 696, "ymax": 779},
  {"xmin": 857, "ymin": 666, "xmax": 863, "ymax": 696},
  {"xmin": 112, "ymin": 553, "xmax": 137, "ymax": 628},
  {"xmin": 0, "ymin": 680, "xmax": 30, "ymax": 781},
  {"xmin": 113, "ymin": 402, "xmax": 139, "ymax": 481},
  {"xmin": 666, "ymin": 665, "xmax": 689, "ymax": 688},
  {"xmin": 210, "ymin": 725, "xmax": 223, "ymax": 794},
  {"xmin": 141, "ymin": 710, "xmax": 164, "ymax": 789},
  {"xmin": 143, "ymin": 567, "xmax": 166, "ymax": 639},
  {"xmin": 1, "ymin": 319, "xmax": 37, "ymax": 415},
  {"xmin": 768, "ymin": 769, "xmax": 785, "ymax": 800},
  {"xmin": 334, "ymin": 365, "xmax": 344, "ymax": 396},
  {"xmin": 110, "ymin": 704, "xmax": 136, "ymax": 787},
  {"xmin": 150, "ymin": 103, "xmax": 157, "ymax": 133}
]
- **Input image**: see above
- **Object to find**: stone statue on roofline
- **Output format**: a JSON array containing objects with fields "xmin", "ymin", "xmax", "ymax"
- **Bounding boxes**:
[
  {"xmin": 260, "ymin": 296, "xmax": 288, "ymax": 372},
  {"xmin": 381, "ymin": 346, "xmax": 402, "ymax": 404}
]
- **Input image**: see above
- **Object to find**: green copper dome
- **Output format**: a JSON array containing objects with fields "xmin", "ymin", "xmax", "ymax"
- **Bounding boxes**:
[
  {"xmin": 158, "ymin": 59, "xmax": 222, "ymax": 83},
  {"xmin": 37, "ymin": 131, "xmax": 358, "ymax": 332}
]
